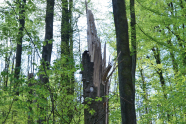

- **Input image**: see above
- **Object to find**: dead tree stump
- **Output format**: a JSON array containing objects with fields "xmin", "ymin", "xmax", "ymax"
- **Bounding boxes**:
[
  {"xmin": 82, "ymin": 51, "xmax": 105, "ymax": 124},
  {"xmin": 81, "ymin": 1, "xmax": 118, "ymax": 123}
]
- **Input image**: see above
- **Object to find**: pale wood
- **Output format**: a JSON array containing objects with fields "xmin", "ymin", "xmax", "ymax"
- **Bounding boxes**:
[{"xmin": 83, "ymin": 1, "xmax": 119, "ymax": 123}]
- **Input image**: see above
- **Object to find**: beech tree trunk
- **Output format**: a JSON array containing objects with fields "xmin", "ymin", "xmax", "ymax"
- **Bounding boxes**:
[
  {"xmin": 41, "ymin": 0, "xmax": 54, "ymax": 66},
  {"xmin": 130, "ymin": 0, "xmax": 136, "ymax": 91},
  {"xmin": 112, "ymin": 0, "xmax": 136, "ymax": 123},
  {"xmin": 60, "ymin": 0, "xmax": 74, "ymax": 123},
  {"xmin": 14, "ymin": 0, "xmax": 26, "ymax": 96},
  {"xmin": 152, "ymin": 47, "xmax": 170, "ymax": 121},
  {"xmin": 39, "ymin": 0, "xmax": 55, "ymax": 123}
]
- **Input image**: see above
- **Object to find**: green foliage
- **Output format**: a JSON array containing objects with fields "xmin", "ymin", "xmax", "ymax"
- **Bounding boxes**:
[
  {"xmin": 95, "ymin": 97, "xmax": 102, "ymax": 102},
  {"xmin": 134, "ymin": 0, "xmax": 186, "ymax": 123},
  {"xmin": 0, "ymin": 0, "xmax": 81, "ymax": 123},
  {"xmin": 109, "ymin": 93, "xmax": 122, "ymax": 123},
  {"xmin": 89, "ymin": 109, "xmax": 95, "ymax": 115},
  {"xmin": 0, "ymin": 0, "xmax": 185, "ymax": 123}
]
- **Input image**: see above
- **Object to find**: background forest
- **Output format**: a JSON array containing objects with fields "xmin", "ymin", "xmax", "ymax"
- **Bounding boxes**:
[{"xmin": 0, "ymin": 0, "xmax": 185, "ymax": 123}]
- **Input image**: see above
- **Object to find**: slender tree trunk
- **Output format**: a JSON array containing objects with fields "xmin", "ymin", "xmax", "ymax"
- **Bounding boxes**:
[
  {"xmin": 139, "ymin": 67, "xmax": 152, "ymax": 123},
  {"xmin": 42, "ymin": 0, "xmax": 55, "ymax": 65},
  {"xmin": 39, "ymin": 0, "xmax": 55, "ymax": 123},
  {"xmin": 130, "ymin": 0, "xmax": 136, "ymax": 85},
  {"xmin": 11, "ymin": 1, "xmax": 26, "ymax": 123},
  {"xmin": 61, "ymin": 0, "xmax": 70, "ymax": 56},
  {"xmin": 130, "ymin": 1, "xmax": 137, "ymax": 121},
  {"xmin": 14, "ymin": 0, "xmax": 26, "ymax": 96},
  {"xmin": 28, "ymin": 73, "xmax": 34, "ymax": 124},
  {"xmin": 61, "ymin": 0, "xmax": 74, "ymax": 92},
  {"xmin": 112, "ymin": 0, "xmax": 136, "ymax": 123},
  {"xmin": 60, "ymin": 0, "xmax": 74, "ymax": 123},
  {"xmin": 152, "ymin": 47, "xmax": 167, "ymax": 98},
  {"xmin": 152, "ymin": 47, "xmax": 171, "ymax": 121},
  {"xmin": 4, "ymin": 48, "xmax": 11, "ymax": 87},
  {"xmin": 69, "ymin": 0, "xmax": 74, "ymax": 64}
]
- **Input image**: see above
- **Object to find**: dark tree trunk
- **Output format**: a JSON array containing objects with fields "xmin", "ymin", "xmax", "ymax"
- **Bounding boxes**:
[
  {"xmin": 60, "ymin": 0, "xmax": 74, "ymax": 123},
  {"xmin": 130, "ymin": 0, "xmax": 136, "ymax": 89},
  {"xmin": 42, "ymin": 0, "xmax": 55, "ymax": 65},
  {"xmin": 139, "ymin": 67, "xmax": 152, "ymax": 123},
  {"xmin": 69, "ymin": 0, "xmax": 73, "ymax": 60},
  {"xmin": 14, "ymin": 0, "xmax": 26, "ymax": 96},
  {"xmin": 82, "ymin": 51, "xmax": 105, "ymax": 124},
  {"xmin": 39, "ymin": 0, "xmax": 55, "ymax": 123},
  {"xmin": 61, "ymin": 0, "xmax": 70, "ymax": 55},
  {"xmin": 112, "ymin": 0, "xmax": 136, "ymax": 123},
  {"xmin": 130, "ymin": 1, "xmax": 137, "ymax": 120},
  {"xmin": 152, "ymin": 47, "xmax": 170, "ymax": 121},
  {"xmin": 4, "ymin": 49, "xmax": 11, "ymax": 87},
  {"xmin": 61, "ymin": 0, "xmax": 74, "ymax": 94},
  {"xmin": 152, "ymin": 47, "xmax": 166, "ymax": 98},
  {"xmin": 27, "ymin": 73, "xmax": 34, "ymax": 124}
]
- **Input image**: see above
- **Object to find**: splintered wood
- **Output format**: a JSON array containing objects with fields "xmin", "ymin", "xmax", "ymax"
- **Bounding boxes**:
[
  {"xmin": 86, "ymin": 7, "xmax": 102, "ymax": 94},
  {"xmin": 85, "ymin": 0, "xmax": 120, "ymax": 96},
  {"xmin": 84, "ymin": 2, "xmax": 120, "ymax": 123}
]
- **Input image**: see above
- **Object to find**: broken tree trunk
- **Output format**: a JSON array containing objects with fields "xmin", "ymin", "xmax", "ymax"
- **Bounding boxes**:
[
  {"xmin": 81, "ymin": 1, "xmax": 118, "ymax": 123},
  {"xmin": 82, "ymin": 52, "xmax": 105, "ymax": 124},
  {"xmin": 81, "ymin": 2, "xmax": 105, "ymax": 124}
]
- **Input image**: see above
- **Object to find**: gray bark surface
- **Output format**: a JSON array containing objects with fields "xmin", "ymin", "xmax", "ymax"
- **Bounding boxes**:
[{"xmin": 112, "ymin": 0, "xmax": 136, "ymax": 123}]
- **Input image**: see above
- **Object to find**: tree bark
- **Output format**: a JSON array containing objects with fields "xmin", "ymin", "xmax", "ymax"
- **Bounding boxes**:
[
  {"xmin": 27, "ymin": 73, "xmax": 34, "ymax": 124},
  {"xmin": 42, "ymin": 0, "xmax": 55, "ymax": 65},
  {"xmin": 60, "ymin": 0, "xmax": 74, "ymax": 123},
  {"xmin": 139, "ymin": 67, "xmax": 152, "ymax": 123},
  {"xmin": 14, "ymin": 0, "xmax": 26, "ymax": 96},
  {"xmin": 130, "ymin": 0, "xmax": 136, "ymax": 90},
  {"xmin": 112, "ymin": 0, "xmax": 136, "ymax": 123},
  {"xmin": 82, "ymin": 51, "xmax": 105, "ymax": 124},
  {"xmin": 130, "ymin": 1, "xmax": 137, "ymax": 121},
  {"xmin": 39, "ymin": 0, "xmax": 55, "ymax": 123},
  {"xmin": 61, "ymin": 0, "xmax": 70, "ymax": 56},
  {"xmin": 152, "ymin": 47, "xmax": 166, "ymax": 98},
  {"xmin": 152, "ymin": 47, "xmax": 170, "ymax": 121}
]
